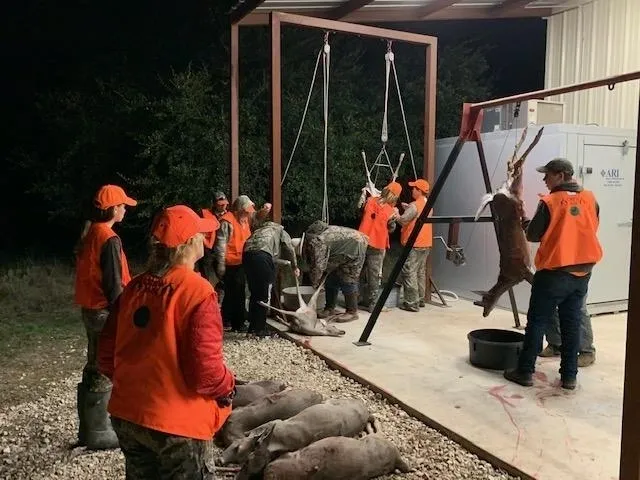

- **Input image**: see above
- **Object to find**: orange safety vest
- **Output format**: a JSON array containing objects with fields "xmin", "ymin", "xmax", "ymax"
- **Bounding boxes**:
[
  {"xmin": 534, "ymin": 190, "xmax": 603, "ymax": 271},
  {"xmin": 107, "ymin": 265, "xmax": 231, "ymax": 440},
  {"xmin": 358, "ymin": 197, "xmax": 395, "ymax": 250},
  {"xmin": 400, "ymin": 196, "xmax": 433, "ymax": 248},
  {"xmin": 201, "ymin": 208, "xmax": 217, "ymax": 249},
  {"xmin": 220, "ymin": 211, "xmax": 251, "ymax": 266},
  {"xmin": 74, "ymin": 222, "xmax": 131, "ymax": 309}
]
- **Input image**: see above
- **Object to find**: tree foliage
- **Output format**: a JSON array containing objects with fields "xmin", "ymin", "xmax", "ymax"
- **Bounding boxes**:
[{"xmin": 7, "ymin": 1, "xmax": 495, "ymax": 251}]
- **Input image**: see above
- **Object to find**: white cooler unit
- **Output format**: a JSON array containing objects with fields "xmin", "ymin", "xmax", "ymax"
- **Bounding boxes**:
[{"xmin": 430, "ymin": 123, "xmax": 637, "ymax": 316}]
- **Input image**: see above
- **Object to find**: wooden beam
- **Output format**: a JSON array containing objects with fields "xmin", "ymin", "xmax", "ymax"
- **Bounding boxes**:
[
  {"xmin": 413, "ymin": 0, "xmax": 459, "ymax": 19},
  {"xmin": 423, "ymin": 41, "xmax": 438, "ymax": 299},
  {"xmin": 239, "ymin": 6, "xmax": 554, "ymax": 25},
  {"xmin": 326, "ymin": 0, "xmax": 375, "ymax": 20},
  {"xmin": 229, "ymin": 0, "xmax": 266, "ymax": 24},
  {"xmin": 619, "ymin": 94, "xmax": 640, "ymax": 480},
  {"xmin": 230, "ymin": 23, "xmax": 240, "ymax": 201},
  {"xmin": 275, "ymin": 12, "xmax": 437, "ymax": 45},
  {"xmin": 491, "ymin": 0, "xmax": 534, "ymax": 16},
  {"xmin": 269, "ymin": 13, "xmax": 282, "ymax": 223}
]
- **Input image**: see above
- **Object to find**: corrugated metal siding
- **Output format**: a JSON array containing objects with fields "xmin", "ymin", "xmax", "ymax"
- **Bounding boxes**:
[{"xmin": 545, "ymin": 0, "xmax": 640, "ymax": 129}]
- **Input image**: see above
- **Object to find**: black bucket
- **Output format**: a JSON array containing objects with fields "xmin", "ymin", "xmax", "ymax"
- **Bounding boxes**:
[{"xmin": 467, "ymin": 329, "xmax": 525, "ymax": 371}]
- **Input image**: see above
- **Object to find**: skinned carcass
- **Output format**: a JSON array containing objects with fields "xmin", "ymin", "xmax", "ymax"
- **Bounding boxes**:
[
  {"xmin": 259, "ymin": 273, "xmax": 345, "ymax": 337},
  {"xmin": 218, "ymin": 398, "xmax": 378, "ymax": 477},
  {"xmin": 472, "ymin": 126, "xmax": 544, "ymax": 317},
  {"xmin": 233, "ymin": 380, "xmax": 288, "ymax": 409},
  {"xmin": 262, "ymin": 434, "xmax": 411, "ymax": 480},
  {"xmin": 218, "ymin": 388, "xmax": 324, "ymax": 447}
]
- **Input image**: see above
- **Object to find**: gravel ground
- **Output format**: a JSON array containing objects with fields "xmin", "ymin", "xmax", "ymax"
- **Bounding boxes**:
[{"xmin": 0, "ymin": 334, "xmax": 520, "ymax": 480}]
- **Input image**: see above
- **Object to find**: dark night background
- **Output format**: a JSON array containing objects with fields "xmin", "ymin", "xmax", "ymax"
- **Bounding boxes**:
[{"xmin": 0, "ymin": 0, "xmax": 547, "ymax": 262}]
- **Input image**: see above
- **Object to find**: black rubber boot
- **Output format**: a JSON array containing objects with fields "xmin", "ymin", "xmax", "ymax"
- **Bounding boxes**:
[
  {"xmin": 76, "ymin": 382, "xmax": 86, "ymax": 447},
  {"xmin": 317, "ymin": 287, "xmax": 339, "ymax": 319},
  {"xmin": 80, "ymin": 383, "xmax": 120, "ymax": 450},
  {"xmin": 332, "ymin": 292, "xmax": 360, "ymax": 323}
]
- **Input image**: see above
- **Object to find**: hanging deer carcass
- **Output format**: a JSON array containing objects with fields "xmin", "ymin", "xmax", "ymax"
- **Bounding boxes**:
[{"xmin": 472, "ymin": 126, "xmax": 544, "ymax": 317}]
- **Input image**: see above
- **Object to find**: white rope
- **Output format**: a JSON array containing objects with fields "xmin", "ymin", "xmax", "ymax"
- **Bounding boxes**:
[
  {"xmin": 281, "ymin": 49, "xmax": 323, "ymax": 186},
  {"xmin": 381, "ymin": 50, "xmax": 391, "ymax": 144},
  {"xmin": 321, "ymin": 37, "xmax": 330, "ymax": 224},
  {"xmin": 390, "ymin": 54, "xmax": 417, "ymax": 180}
]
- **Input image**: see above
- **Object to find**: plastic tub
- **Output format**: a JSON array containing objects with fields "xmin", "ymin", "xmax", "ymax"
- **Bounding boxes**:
[
  {"xmin": 467, "ymin": 329, "xmax": 525, "ymax": 370},
  {"xmin": 282, "ymin": 286, "xmax": 325, "ymax": 312}
]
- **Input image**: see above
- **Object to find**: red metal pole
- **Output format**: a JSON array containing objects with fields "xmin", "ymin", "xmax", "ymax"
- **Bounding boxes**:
[
  {"xmin": 269, "ymin": 13, "xmax": 282, "ymax": 223},
  {"xmin": 619, "ymin": 94, "xmax": 640, "ymax": 480},
  {"xmin": 230, "ymin": 23, "xmax": 240, "ymax": 201}
]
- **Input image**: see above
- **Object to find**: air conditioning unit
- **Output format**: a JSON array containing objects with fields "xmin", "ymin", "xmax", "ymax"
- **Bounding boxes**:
[{"xmin": 481, "ymin": 100, "xmax": 565, "ymax": 132}]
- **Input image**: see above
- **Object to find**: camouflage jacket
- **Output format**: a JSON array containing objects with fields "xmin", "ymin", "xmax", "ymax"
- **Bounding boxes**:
[
  {"xmin": 303, "ymin": 222, "xmax": 369, "ymax": 287},
  {"xmin": 243, "ymin": 221, "xmax": 297, "ymax": 268}
]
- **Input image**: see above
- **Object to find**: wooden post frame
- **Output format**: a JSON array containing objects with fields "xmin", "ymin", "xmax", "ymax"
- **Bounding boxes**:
[{"xmin": 229, "ymin": 11, "xmax": 438, "ymax": 225}]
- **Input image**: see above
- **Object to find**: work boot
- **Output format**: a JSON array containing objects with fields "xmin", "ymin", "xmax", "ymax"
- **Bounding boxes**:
[
  {"xmin": 503, "ymin": 369, "xmax": 534, "ymax": 387},
  {"xmin": 561, "ymin": 377, "xmax": 577, "ymax": 390},
  {"xmin": 332, "ymin": 292, "xmax": 359, "ymax": 323},
  {"xmin": 538, "ymin": 344, "xmax": 561, "ymax": 357},
  {"xmin": 318, "ymin": 288, "xmax": 339, "ymax": 318},
  {"xmin": 79, "ymin": 383, "xmax": 120, "ymax": 450},
  {"xmin": 578, "ymin": 351, "xmax": 596, "ymax": 367},
  {"xmin": 400, "ymin": 301, "xmax": 419, "ymax": 313},
  {"xmin": 419, "ymin": 300, "xmax": 426, "ymax": 308}
]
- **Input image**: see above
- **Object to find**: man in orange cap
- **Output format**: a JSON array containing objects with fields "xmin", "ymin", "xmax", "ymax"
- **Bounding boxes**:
[
  {"xmin": 357, "ymin": 181, "xmax": 401, "ymax": 311},
  {"xmin": 396, "ymin": 178, "xmax": 433, "ymax": 312},
  {"xmin": 74, "ymin": 184, "xmax": 137, "ymax": 450},
  {"xmin": 98, "ymin": 204, "xmax": 235, "ymax": 478}
]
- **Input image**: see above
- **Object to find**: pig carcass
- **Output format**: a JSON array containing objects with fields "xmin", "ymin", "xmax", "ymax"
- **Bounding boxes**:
[
  {"xmin": 259, "ymin": 273, "xmax": 345, "ymax": 337},
  {"xmin": 233, "ymin": 380, "xmax": 288, "ymax": 409},
  {"xmin": 473, "ymin": 126, "xmax": 544, "ymax": 317},
  {"xmin": 218, "ymin": 388, "xmax": 324, "ymax": 447},
  {"xmin": 219, "ymin": 398, "xmax": 377, "ymax": 476},
  {"xmin": 262, "ymin": 434, "xmax": 411, "ymax": 480}
]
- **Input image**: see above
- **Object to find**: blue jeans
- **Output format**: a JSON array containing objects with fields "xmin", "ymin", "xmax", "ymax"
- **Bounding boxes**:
[
  {"xmin": 546, "ymin": 295, "xmax": 595, "ymax": 353},
  {"xmin": 517, "ymin": 270, "xmax": 590, "ymax": 381},
  {"xmin": 325, "ymin": 271, "xmax": 358, "ymax": 308}
]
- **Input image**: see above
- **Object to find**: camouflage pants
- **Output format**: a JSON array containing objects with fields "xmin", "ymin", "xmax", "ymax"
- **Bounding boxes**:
[
  {"xmin": 400, "ymin": 248, "xmax": 431, "ymax": 307},
  {"xmin": 111, "ymin": 417, "xmax": 216, "ymax": 480},
  {"xmin": 359, "ymin": 246, "xmax": 386, "ymax": 306},
  {"xmin": 81, "ymin": 308, "xmax": 113, "ymax": 392}
]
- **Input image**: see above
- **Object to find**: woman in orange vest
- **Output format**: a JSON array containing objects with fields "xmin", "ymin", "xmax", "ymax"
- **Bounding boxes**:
[
  {"xmin": 357, "ymin": 181, "xmax": 401, "ymax": 311},
  {"xmin": 98, "ymin": 204, "xmax": 236, "ymax": 478},
  {"xmin": 396, "ymin": 179, "xmax": 433, "ymax": 312},
  {"xmin": 73, "ymin": 184, "xmax": 137, "ymax": 450},
  {"xmin": 504, "ymin": 158, "xmax": 603, "ymax": 391},
  {"xmin": 213, "ymin": 195, "xmax": 271, "ymax": 332}
]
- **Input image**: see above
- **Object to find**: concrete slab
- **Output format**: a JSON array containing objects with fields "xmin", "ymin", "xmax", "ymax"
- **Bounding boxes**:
[{"xmin": 268, "ymin": 299, "xmax": 625, "ymax": 480}]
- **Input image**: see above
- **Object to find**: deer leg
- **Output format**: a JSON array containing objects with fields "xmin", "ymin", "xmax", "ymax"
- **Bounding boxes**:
[{"xmin": 258, "ymin": 301, "xmax": 295, "ymax": 317}]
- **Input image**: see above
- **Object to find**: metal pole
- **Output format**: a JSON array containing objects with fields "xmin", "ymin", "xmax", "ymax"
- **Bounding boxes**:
[
  {"xmin": 355, "ymin": 136, "xmax": 466, "ymax": 346},
  {"xmin": 230, "ymin": 23, "xmax": 240, "ymax": 201},
  {"xmin": 619, "ymin": 94, "xmax": 640, "ymax": 480},
  {"xmin": 269, "ymin": 13, "xmax": 282, "ymax": 223},
  {"xmin": 475, "ymin": 140, "xmax": 522, "ymax": 329}
]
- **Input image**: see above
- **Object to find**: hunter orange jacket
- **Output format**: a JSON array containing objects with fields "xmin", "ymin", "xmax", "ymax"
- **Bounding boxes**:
[
  {"xmin": 400, "ymin": 196, "xmax": 433, "ymax": 248},
  {"xmin": 534, "ymin": 190, "xmax": 603, "ymax": 271},
  {"xmin": 358, "ymin": 197, "xmax": 395, "ymax": 250},
  {"xmin": 74, "ymin": 222, "xmax": 131, "ymax": 309},
  {"xmin": 106, "ymin": 265, "xmax": 231, "ymax": 440},
  {"xmin": 220, "ymin": 211, "xmax": 251, "ymax": 266}
]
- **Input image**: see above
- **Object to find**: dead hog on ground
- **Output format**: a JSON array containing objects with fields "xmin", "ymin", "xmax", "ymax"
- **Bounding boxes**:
[
  {"xmin": 218, "ymin": 388, "xmax": 323, "ymax": 447},
  {"xmin": 219, "ymin": 398, "xmax": 377, "ymax": 473},
  {"xmin": 232, "ymin": 380, "xmax": 288, "ymax": 409},
  {"xmin": 262, "ymin": 434, "xmax": 411, "ymax": 480}
]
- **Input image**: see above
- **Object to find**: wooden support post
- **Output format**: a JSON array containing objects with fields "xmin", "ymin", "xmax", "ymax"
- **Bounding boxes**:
[
  {"xmin": 423, "ymin": 41, "xmax": 437, "ymax": 302},
  {"xmin": 619, "ymin": 95, "xmax": 640, "ymax": 480},
  {"xmin": 269, "ymin": 13, "xmax": 282, "ymax": 223},
  {"xmin": 230, "ymin": 23, "xmax": 240, "ymax": 200}
]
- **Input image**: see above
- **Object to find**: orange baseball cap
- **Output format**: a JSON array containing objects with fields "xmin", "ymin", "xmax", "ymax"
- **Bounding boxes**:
[
  {"xmin": 408, "ymin": 179, "xmax": 430, "ymax": 194},
  {"xmin": 152, "ymin": 205, "xmax": 220, "ymax": 248},
  {"xmin": 94, "ymin": 185, "xmax": 138, "ymax": 209},
  {"xmin": 385, "ymin": 181, "xmax": 402, "ymax": 197}
]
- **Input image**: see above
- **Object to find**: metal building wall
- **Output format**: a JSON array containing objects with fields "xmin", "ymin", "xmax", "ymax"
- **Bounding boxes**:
[{"xmin": 545, "ymin": 0, "xmax": 640, "ymax": 129}]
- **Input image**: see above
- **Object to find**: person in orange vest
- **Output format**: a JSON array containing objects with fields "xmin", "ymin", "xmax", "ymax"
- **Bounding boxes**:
[
  {"xmin": 504, "ymin": 158, "xmax": 603, "ymax": 390},
  {"xmin": 213, "ymin": 195, "xmax": 271, "ymax": 332},
  {"xmin": 395, "ymin": 179, "xmax": 433, "ymax": 312},
  {"xmin": 357, "ymin": 181, "xmax": 401, "ymax": 311},
  {"xmin": 196, "ymin": 191, "xmax": 228, "ymax": 278},
  {"xmin": 97, "ymin": 204, "xmax": 236, "ymax": 478},
  {"xmin": 73, "ymin": 184, "xmax": 137, "ymax": 450}
]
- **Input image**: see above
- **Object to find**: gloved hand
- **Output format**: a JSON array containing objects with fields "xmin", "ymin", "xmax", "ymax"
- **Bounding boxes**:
[{"xmin": 215, "ymin": 387, "xmax": 236, "ymax": 408}]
